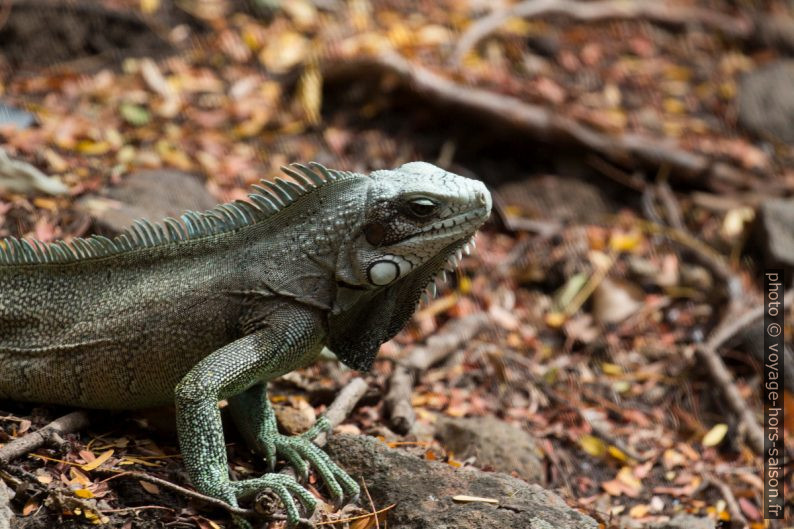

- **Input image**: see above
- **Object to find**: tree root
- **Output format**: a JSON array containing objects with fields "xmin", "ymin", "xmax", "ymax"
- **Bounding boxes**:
[
  {"xmin": 452, "ymin": 0, "xmax": 793, "ymax": 66},
  {"xmin": 384, "ymin": 313, "xmax": 490, "ymax": 434},
  {"xmin": 323, "ymin": 53, "xmax": 758, "ymax": 193},
  {"xmin": 313, "ymin": 377, "xmax": 369, "ymax": 447}
]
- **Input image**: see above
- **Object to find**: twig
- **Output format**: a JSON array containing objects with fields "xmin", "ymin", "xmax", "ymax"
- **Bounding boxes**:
[
  {"xmin": 384, "ymin": 365, "xmax": 416, "ymax": 435},
  {"xmin": 636, "ymin": 199, "xmax": 776, "ymax": 454},
  {"xmin": 697, "ymin": 304, "xmax": 766, "ymax": 454},
  {"xmin": 452, "ymin": 0, "xmax": 754, "ymax": 65},
  {"xmin": 0, "ymin": 411, "xmax": 90, "ymax": 466},
  {"xmin": 704, "ymin": 286, "xmax": 791, "ymax": 354},
  {"xmin": 323, "ymin": 53, "xmax": 755, "ymax": 193},
  {"xmin": 634, "ymin": 182, "xmax": 780, "ymax": 454},
  {"xmin": 360, "ymin": 478, "xmax": 380, "ymax": 529},
  {"xmin": 94, "ymin": 469, "xmax": 277, "ymax": 520},
  {"xmin": 704, "ymin": 474, "xmax": 748, "ymax": 529},
  {"xmin": 384, "ymin": 313, "xmax": 490, "ymax": 434},
  {"xmin": 314, "ymin": 377, "xmax": 369, "ymax": 447},
  {"xmin": 654, "ymin": 179, "xmax": 686, "ymax": 233},
  {"xmin": 637, "ymin": 220, "xmax": 744, "ymax": 301}
]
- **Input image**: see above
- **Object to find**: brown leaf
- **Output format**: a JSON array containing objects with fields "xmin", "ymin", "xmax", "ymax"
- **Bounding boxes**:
[
  {"xmin": 139, "ymin": 480, "xmax": 161, "ymax": 495},
  {"xmin": 81, "ymin": 449, "xmax": 114, "ymax": 471}
]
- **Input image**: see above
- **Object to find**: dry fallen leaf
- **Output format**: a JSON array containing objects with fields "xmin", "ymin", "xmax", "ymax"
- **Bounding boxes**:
[
  {"xmin": 21, "ymin": 498, "xmax": 39, "ymax": 516},
  {"xmin": 81, "ymin": 449, "xmax": 114, "ymax": 471},
  {"xmin": 452, "ymin": 495, "xmax": 499, "ymax": 504},
  {"xmin": 702, "ymin": 423, "xmax": 728, "ymax": 448},
  {"xmin": 73, "ymin": 488, "xmax": 94, "ymax": 499},
  {"xmin": 139, "ymin": 480, "xmax": 161, "ymax": 495}
]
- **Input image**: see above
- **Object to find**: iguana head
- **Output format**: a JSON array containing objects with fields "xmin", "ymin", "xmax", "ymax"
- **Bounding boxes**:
[{"xmin": 328, "ymin": 161, "xmax": 491, "ymax": 371}]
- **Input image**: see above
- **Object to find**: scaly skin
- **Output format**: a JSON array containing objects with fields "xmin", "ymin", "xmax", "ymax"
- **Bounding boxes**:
[{"xmin": 0, "ymin": 162, "xmax": 491, "ymax": 525}]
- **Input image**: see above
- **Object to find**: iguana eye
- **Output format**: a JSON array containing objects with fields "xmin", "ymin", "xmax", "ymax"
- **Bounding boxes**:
[{"xmin": 406, "ymin": 197, "xmax": 439, "ymax": 218}]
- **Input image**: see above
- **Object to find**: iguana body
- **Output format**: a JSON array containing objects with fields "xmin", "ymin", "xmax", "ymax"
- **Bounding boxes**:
[{"xmin": 0, "ymin": 162, "xmax": 491, "ymax": 524}]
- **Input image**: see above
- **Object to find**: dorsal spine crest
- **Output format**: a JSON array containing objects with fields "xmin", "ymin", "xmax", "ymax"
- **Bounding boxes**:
[{"xmin": 0, "ymin": 162, "xmax": 347, "ymax": 266}]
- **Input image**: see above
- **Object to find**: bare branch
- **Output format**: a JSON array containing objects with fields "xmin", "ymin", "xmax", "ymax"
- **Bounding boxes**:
[
  {"xmin": 324, "ymin": 53, "xmax": 756, "ymax": 193},
  {"xmin": 0, "ymin": 411, "xmax": 90, "ymax": 466},
  {"xmin": 452, "ymin": 0, "xmax": 753, "ymax": 66},
  {"xmin": 314, "ymin": 377, "xmax": 369, "ymax": 447},
  {"xmin": 384, "ymin": 313, "xmax": 490, "ymax": 434}
]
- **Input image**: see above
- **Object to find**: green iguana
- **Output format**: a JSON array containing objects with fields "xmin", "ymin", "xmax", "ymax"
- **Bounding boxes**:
[{"xmin": 0, "ymin": 162, "xmax": 492, "ymax": 526}]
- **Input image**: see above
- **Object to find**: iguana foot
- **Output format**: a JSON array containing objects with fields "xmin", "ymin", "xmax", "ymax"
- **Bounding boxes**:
[
  {"xmin": 232, "ymin": 474, "xmax": 316, "ymax": 526},
  {"xmin": 259, "ymin": 416, "xmax": 361, "ymax": 505},
  {"xmin": 209, "ymin": 474, "xmax": 316, "ymax": 528}
]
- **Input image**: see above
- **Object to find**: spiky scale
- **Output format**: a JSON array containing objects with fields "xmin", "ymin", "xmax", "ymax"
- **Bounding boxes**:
[
  {"xmin": 292, "ymin": 163, "xmax": 325, "ymax": 186},
  {"xmin": 30, "ymin": 239, "xmax": 46, "ymax": 262},
  {"xmin": 267, "ymin": 179, "xmax": 296, "ymax": 203},
  {"xmin": 249, "ymin": 194, "xmax": 278, "ymax": 213},
  {"xmin": 259, "ymin": 180, "xmax": 288, "ymax": 204},
  {"xmin": 92, "ymin": 235, "xmax": 116, "ymax": 253},
  {"xmin": 164, "ymin": 218, "xmax": 183, "ymax": 241},
  {"xmin": 70, "ymin": 239, "xmax": 88, "ymax": 259},
  {"xmin": 61, "ymin": 241, "xmax": 78, "ymax": 260},
  {"xmin": 252, "ymin": 185, "xmax": 285, "ymax": 208},
  {"xmin": 131, "ymin": 222, "xmax": 150, "ymax": 247},
  {"xmin": 281, "ymin": 166, "xmax": 316, "ymax": 189},
  {"xmin": 8, "ymin": 238, "xmax": 21, "ymax": 259},
  {"xmin": 309, "ymin": 162, "xmax": 335, "ymax": 181},
  {"xmin": 115, "ymin": 234, "xmax": 131, "ymax": 251},
  {"xmin": 20, "ymin": 240, "xmax": 36, "ymax": 263},
  {"xmin": 0, "ymin": 162, "xmax": 367, "ymax": 270},
  {"xmin": 182, "ymin": 213, "xmax": 200, "ymax": 237},
  {"xmin": 281, "ymin": 179, "xmax": 306, "ymax": 197},
  {"xmin": 233, "ymin": 201, "xmax": 260, "ymax": 223}
]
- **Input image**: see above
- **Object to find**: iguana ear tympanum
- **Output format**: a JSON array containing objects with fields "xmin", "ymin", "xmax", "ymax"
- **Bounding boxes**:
[{"xmin": 0, "ymin": 161, "xmax": 492, "ymax": 526}]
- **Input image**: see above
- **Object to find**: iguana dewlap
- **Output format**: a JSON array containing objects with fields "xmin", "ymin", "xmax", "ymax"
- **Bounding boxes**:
[{"xmin": 0, "ymin": 162, "xmax": 492, "ymax": 525}]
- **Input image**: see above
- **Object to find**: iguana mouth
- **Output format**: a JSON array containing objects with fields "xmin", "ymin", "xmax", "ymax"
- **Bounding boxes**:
[
  {"xmin": 395, "ymin": 209, "xmax": 489, "ymax": 245},
  {"xmin": 417, "ymin": 233, "xmax": 479, "ymax": 303}
]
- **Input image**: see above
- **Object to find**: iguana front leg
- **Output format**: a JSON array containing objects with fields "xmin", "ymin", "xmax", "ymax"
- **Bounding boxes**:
[
  {"xmin": 229, "ymin": 383, "xmax": 361, "ymax": 504},
  {"xmin": 174, "ymin": 306, "xmax": 327, "ymax": 525}
]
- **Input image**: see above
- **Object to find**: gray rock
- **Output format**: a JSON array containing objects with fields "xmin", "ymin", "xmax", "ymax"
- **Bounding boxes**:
[
  {"xmin": 0, "ymin": 102, "xmax": 35, "ymax": 130},
  {"xmin": 76, "ymin": 169, "xmax": 217, "ymax": 235},
  {"xmin": 738, "ymin": 60, "xmax": 794, "ymax": 143},
  {"xmin": 326, "ymin": 435, "xmax": 597, "ymax": 529},
  {"xmin": 754, "ymin": 198, "xmax": 794, "ymax": 269},
  {"xmin": 0, "ymin": 148, "xmax": 67, "ymax": 195},
  {"xmin": 0, "ymin": 481, "xmax": 12, "ymax": 529},
  {"xmin": 435, "ymin": 416, "xmax": 545, "ymax": 484}
]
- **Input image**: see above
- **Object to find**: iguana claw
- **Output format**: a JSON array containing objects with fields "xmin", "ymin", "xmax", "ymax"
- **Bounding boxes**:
[
  {"xmin": 258, "ymin": 415, "xmax": 360, "ymax": 504},
  {"xmin": 230, "ymin": 473, "xmax": 317, "ymax": 527}
]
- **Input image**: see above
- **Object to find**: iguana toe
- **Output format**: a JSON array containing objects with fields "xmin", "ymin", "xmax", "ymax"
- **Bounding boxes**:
[{"xmin": 231, "ymin": 473, "xmax": 317, "ymax": 527}]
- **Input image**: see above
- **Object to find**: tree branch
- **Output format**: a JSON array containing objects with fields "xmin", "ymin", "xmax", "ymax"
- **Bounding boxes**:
[
  {"xmin": 0, "ymin": 411, "xmax": 90, "ymax": 466},
  {"xmin": 452, "ymin": 0, "xmax": 755, "ymax": 66},
  {"xmin": 323, "ymin": 53, "xmax": 756, "ymax": 193}
]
